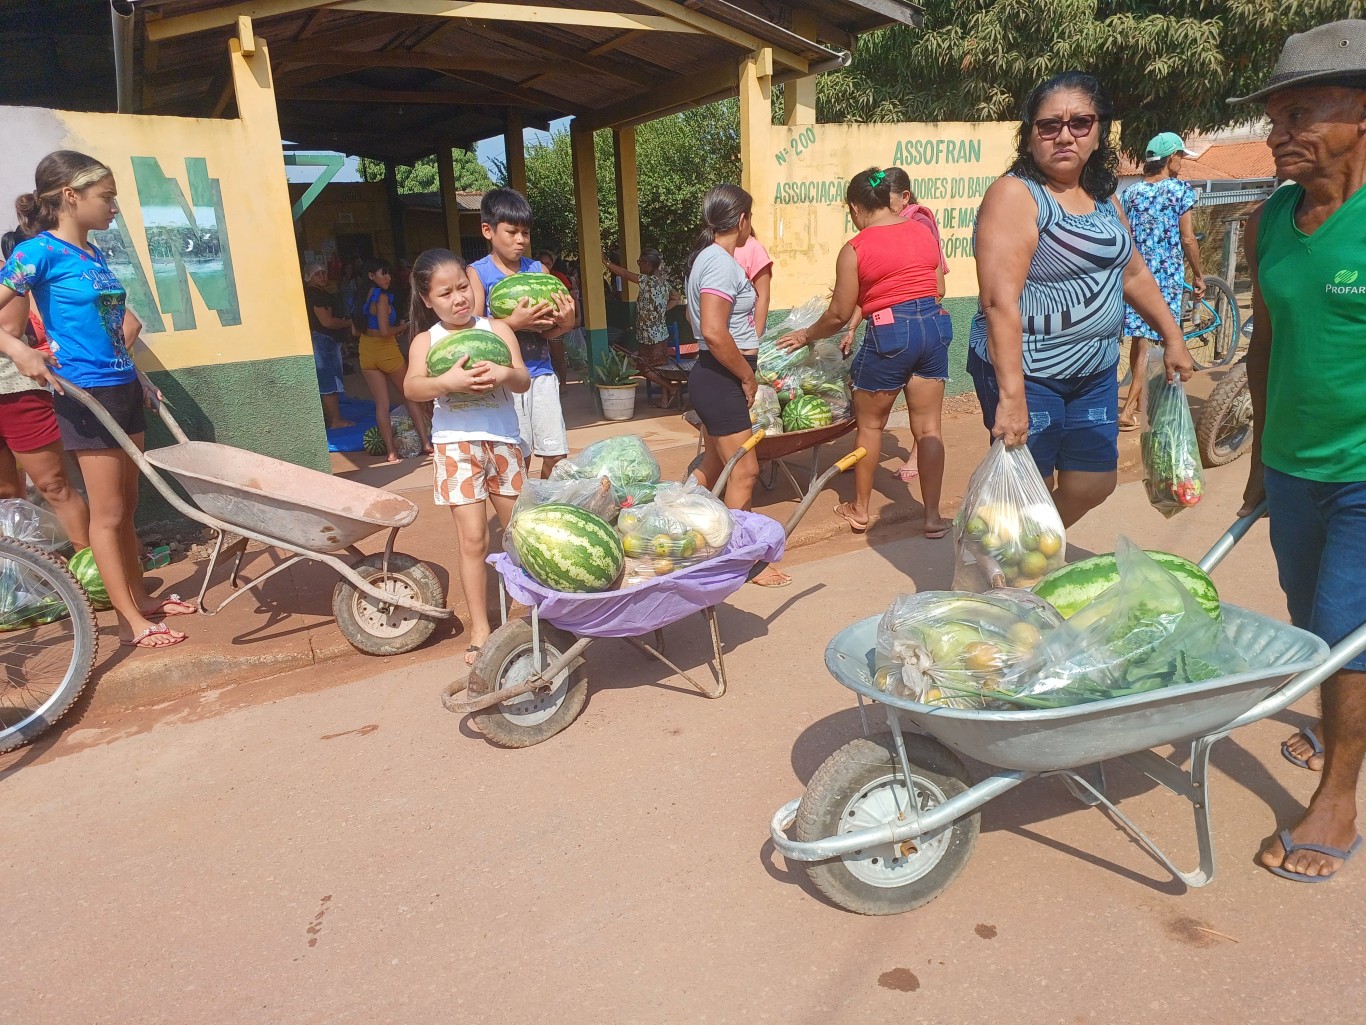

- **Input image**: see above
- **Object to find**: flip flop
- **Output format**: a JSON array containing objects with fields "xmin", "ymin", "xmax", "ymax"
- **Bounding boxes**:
[
  {"xmin": 1118, "ymin": 415, "xmax": 1142, "ymax": 432},
  {"xmin": 895, "ymin": 465, "xmax": 920, "ymax": 482},
  {"xmin": 924, "ymin": 524, "xmax": 951, "ymax": 540},
  {"xmin": 834, "ymin": 502, "xmax": 868, "ymax": 534},
  {"xmin": 121, "ymin": 622, "xmax": 188, "ymax": 649},
  {"xmin": 1266, "ymin": 829, "xmax": 1363, "ymax": 883},
  {"xmin": 750, "ymin": 568, "xmax": 792, "ymax": 588},
  {"xmin": 1281, "ymin": 725, "xmax": 1324, "ymax": 769},
  {"xmin": 146, "ymin": 594, "xmax": 197, "ymax": 618}
]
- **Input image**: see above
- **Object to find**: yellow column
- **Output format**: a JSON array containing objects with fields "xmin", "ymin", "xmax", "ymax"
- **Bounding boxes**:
[
  {"xmin": 504, "ymin": 109, "xmax": 527, "ymax": 193},
  {"xmin": 571, "ymin": 120, "xmax": 607, "ymax": 377},
  {"xmin": 784, "ymin": 13, "xmax": 817, "ymax": 126},
  {"xmin": 436, "ymin": 145, "xmax": 460, "ymax": 250},
  {"xmin": 738, "ymin": 48, "xmax": 773, "ymax": 197},
  {"xmin": 612, "ymin": 125, "xmax": 640, "ymax": 303}
]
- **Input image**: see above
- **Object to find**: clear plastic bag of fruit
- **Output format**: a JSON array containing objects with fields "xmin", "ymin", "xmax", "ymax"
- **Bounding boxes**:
[
  {"xmin": 1011, "ymin": 538, "xmax": 1246, "ymax": 707},
  {"xmin": 750, "ymin": 384, "xmax": 783, "ymax": 434},
  {"xmin": 550, "ymin": 435, "xmax": 661, "ymax": 503},
  {"xmin": 1141, "ymin": 351, "xmax": 1204, "ymax": 518},
  {"xmin": 757, "ymin": 295, "xmax": 829, "ymax": 379},
  {"xmin": 953, "ymin": 439, "xmax": 1066, "ymax": 592},
  {"xmin": 874, "ymin": 590, "xmax": 1065, "ymax": 709},
  {"xmin": 617, "ymin": 480, "xmax": 733, "ymax": 580},
  {"xmin": 0, "ymin": 499, "xmax": 70, "ymax": 554}
]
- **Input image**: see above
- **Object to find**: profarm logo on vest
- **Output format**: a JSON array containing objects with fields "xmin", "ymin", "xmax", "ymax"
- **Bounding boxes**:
[{"xmin": 1327, "ymin": 269, "xmax": 1366, "ymax": 294}]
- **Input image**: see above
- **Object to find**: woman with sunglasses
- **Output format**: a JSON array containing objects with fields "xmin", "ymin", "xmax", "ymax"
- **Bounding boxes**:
[{"xmin": 968, "ymin": 71, "xmax": 1194, "ymax": 527}]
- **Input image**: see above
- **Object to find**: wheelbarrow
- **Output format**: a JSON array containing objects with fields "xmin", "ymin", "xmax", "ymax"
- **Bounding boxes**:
[
  {"xmin": 442, "ymin": 434, "xmax": 866, "ymax": 748},
  {"xmin": 684, "ymin": 411, "xmax": 857, "ymax": 496},
  {"xmin": 769, "ymin": 504, "xmax": 1366, "ymax": 915},
  {"xmin": 57, "ymin": 378, "xmax": 450, "ymax": 656}
]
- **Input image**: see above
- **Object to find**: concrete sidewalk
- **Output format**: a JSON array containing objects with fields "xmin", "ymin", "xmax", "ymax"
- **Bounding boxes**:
[{"xmin": 85, "ymin": 367, "xmax": 1212, "ymax": 717}]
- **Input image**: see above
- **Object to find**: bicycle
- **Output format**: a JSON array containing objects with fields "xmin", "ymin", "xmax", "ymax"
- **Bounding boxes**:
[
  {"xmin": 1118, "ymin": 275, "xmax": 1243, "ymax": 387},
  {"xmin": 0, "ymin": 538, "xmax": 98, "ymax": 753},
  {"xmin": 1195, "ymin": 314, "xmax": 1255, "ymax": 467}
]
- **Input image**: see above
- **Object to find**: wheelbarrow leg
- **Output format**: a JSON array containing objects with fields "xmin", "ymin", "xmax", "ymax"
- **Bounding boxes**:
[
  {"xmin": 1061, "ymin": 763, "xmax": 1107, "ymax": 807},
  {"xmin": 706, "ymin": 606, "xmax": 727, "ymax": 698}
]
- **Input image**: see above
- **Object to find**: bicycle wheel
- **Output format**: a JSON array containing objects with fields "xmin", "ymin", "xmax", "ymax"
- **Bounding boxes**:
[
  {"xmin": 1184, "ymin": 276, "xmax": 1240, "ymax": 369},
  {"xmin": 0, "ymin": 539, "xmax": 98, "ymax": 753}
]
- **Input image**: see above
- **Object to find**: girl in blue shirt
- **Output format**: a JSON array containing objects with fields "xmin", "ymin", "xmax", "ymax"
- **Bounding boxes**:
[{"xmin": 0, "ymin": 150, "xmax": 191, "ymax": 650}]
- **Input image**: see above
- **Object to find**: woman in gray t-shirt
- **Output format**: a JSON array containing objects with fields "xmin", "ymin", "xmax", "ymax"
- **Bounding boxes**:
[{"xmin": 684, "ymin": 184, "xmax": 788, "ymax": 587}]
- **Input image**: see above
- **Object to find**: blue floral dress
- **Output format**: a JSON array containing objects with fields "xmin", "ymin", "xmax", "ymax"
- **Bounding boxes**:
[{"xmin": 1121, "ymin": 177, "xmax": 1197, "ymax": 340}]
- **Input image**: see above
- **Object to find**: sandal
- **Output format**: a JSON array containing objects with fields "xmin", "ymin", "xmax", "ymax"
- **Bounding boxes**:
[
  {"xmin": 895, "ymin": 465, "xmax": 920, "ymax": 482},
  {"xmin": 1118, "ymin": 413, "xmax": 1141, "ymax": 432},
  {"xmin": 121, "ymin": 622, "xmax": 188, "ymax": 649},
  {"xmin": 834, "ymin": 501, "xmax": 868, "ymax": 534},
  {"xmin": 750, "ymin": 567, "xmax": 792, "ymax": 588},
  {"xmin": 145, "ymin": 594, "xmax": 197, "ymax": 618}
]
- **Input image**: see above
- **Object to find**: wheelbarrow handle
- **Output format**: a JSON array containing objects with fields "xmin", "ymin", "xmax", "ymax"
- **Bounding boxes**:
[
  {"xmin": 833, "ymin": 447, "xmax": 867, "ymax": 474},
  {"xmin": 778, "ymin": 446, "xmax": 866, "ymax": 538},
  {"xmin": 1198, "ymin": 500, "xmax": 1268, "ymax": 575},
  {"xmin": 710, "ymin": 428, "xmax": 766, "ymax": 497}
]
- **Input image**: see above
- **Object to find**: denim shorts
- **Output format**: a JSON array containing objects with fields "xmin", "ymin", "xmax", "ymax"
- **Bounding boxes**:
[
  {"xmin": 968, "ymin": 349, "xmax": 1119, "ymax": 477},
  {"xmin": 1264, "ymin": 466, "xmax": 1366, "ymax": 671},
  {"xmin": 850, "ymin": 297, "xmax": 951, "ymax": 393},
  {"xmin": 312, "ymin": 331, "xmax": 344, "ymax": 395}
]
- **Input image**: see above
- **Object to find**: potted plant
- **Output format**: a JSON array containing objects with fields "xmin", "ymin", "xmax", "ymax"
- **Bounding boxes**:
[{"xmin": 595, "ymin": 349, "xmax": 639, "ymax": 421}]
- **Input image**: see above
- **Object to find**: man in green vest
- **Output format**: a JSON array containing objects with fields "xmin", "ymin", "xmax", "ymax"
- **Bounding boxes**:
[{"xmin": 1234, "ymin": 20, "xmax": 1366, "ymax": 882}]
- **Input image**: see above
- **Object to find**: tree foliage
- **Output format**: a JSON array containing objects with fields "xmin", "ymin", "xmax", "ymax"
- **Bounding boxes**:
[
  {"xmin": 816, "ymin": 1, "xmax": 1356, "ymax": 154},
  {"xmin": 506, "ymin": 100, "xmax": 741, "ymax": 279},
  {"xmin": 358, "ymin": 148, "xmax": 493, "ymax": 194}
]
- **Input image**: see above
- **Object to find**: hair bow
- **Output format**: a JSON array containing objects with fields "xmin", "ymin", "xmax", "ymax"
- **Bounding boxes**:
[{"xmin": 867, "ymin": 170, "xmax": 886, "ymax": 187}]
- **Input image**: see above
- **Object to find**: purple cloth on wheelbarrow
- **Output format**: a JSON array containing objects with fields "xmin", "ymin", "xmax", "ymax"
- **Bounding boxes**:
[{"xmin": 487, "ymin": 510, "xmax": 786, "ymax": 639}]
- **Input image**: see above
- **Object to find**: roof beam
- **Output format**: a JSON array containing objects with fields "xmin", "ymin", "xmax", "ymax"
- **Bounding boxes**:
[
  {"xmin": 516, "ymin": 29, "xmax": 656, "ymax": 89},
  {"xmin": 270, "ymin": 12, "xmax": 416, "ymax": 53},
  {"xmin": 275, "ymin": 50, "xmax": 560, "ymax": 74},
  {"xmin": 146, "ymin": 0, "xmax": 340, "ymax": 41},
  {"xmin": 280, "ymin": 86, "xmax": 539, "ymax": 106},
  {"xmin": 841, "ymin": 0, "xmax": 924, "ymax": 28},
  {"xmin": 627, "ymin": 0, "xmax": 807, "ymax": 71},
  {"xmin": 583, "ymin": 61, "xmax": 737, "ymax": 130},
  {"xmin": 328, "ymin": 1, "xmax": 702, "ymax": 34},
  {"xmin": 432, "ymin": 70, "xmax": 589, "ymax": 117}
]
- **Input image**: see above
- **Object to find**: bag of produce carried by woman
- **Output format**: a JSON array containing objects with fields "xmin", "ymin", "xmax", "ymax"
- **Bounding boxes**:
[
  {"xmin": 1014, "ymin": 537, "xmax": 1246, "ymax": 707},
  {"xmin": 618, "ymin": 479, "xmax": 734, "ymax": 585},
  {"xmin": 953, "ymin": 440, "xmax": 1066, "ymax": 592},
  {"xmin": 1141, "ymin": 352, "xmax": 1204, "ymax": 517},
  {"xmin": 874, "ymin": 590, "xmax": 1065, "ymax": 709}
]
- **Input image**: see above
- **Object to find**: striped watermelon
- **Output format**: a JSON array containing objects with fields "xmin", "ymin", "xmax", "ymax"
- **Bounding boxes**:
[
  {"xmin": 1033, "ymin": 551, "xmax": 1221, "ymax": 621},
  {"xmin": 427, "ymin": 327, "xmax": 512, "ymax": 377},
  {"xmin": 509, "ymin": 504, "xmax": 623, "ymax": 593},
  {"xmin": 782, "ymin": 395, "xmax": 834, "ymax": 432},
  {"xmin": 363, "ymin": 426, "xmax": 387, "ymax": 456},
  {"xmin": 69, "ymin": 547, "xmax": 113, "ymax": 611},
  {"xmin": 488, "ymin": 272, "xmax": 569, "ymax": 319}
]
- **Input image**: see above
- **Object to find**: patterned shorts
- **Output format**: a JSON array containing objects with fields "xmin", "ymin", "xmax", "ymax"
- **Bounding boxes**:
[{"xmin": 433, "ymin": 440, "xmax": 527, "ymax": 506}]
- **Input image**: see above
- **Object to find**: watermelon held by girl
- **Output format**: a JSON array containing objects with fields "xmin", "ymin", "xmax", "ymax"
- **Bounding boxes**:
[
  {"xmin": 782, "ymin": 395, "xmax": 834, "ymax": 433},
  {"xmin": 68, "ymin": 547, "xmax": 113, "ymax": 611},
  {"xmin": 487, "ymin": 272, "xmax": 570, "ymax": 320},
  {"xmin": 508, "ymin": 504, "xmax": 624, "ymax": 594},
  {"xmin": 426, "ymin": 327, "xmax": 513, "ymax": 377}
]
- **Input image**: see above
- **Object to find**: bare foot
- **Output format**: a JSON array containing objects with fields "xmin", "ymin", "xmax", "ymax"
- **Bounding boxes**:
[
  {"xmin": 385, "ymin": 453, "xmax": 400, "ymax": 464},
  {"xmin": 1259, "ymin": 792, "xmax": 1361, "ymax": 880},
  {"xmin": 327, "ymin": 419, "xmax": 356, "ymax": 429},
  {"xmin": 1283, "ymin": 723, "xmax": 1324, "ymax": 771}
]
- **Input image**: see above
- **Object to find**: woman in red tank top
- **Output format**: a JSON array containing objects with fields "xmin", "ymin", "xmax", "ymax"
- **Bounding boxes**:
[{"xmin": 777, "ymin": 167, "xmax": 952, "ymax": 537}]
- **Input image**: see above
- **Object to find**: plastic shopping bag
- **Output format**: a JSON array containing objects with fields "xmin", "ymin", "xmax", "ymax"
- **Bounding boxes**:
[
  {"xmin": 550, "ymin": 435, "xmax": 661, "ymax": 506},
  {"xmin": 952, "ymin": 440, "xmax": 1066, "ymax": 591},
  {"xmin": 617, "ymin": 479, "xmax": 734, "ymax": 585},
  {"xmin": 757, "ymin": 295, "xmax": 829, "ymax": 379},
  {"xmin": 749, "ymin": 384, "xmax": 784, "ymax": 435},
  {"xmin": 0, "ymin": 499, "xmax": 70, "ymax": 554},
  {"xmin": 0, "ymin": 549, "xmax": 68, "ymax": 632},
  {"xmin": 874, "ymin": 590, "xmax": 1065, "ymax": 709},
  {"xmin": 1013, "ymin": 537, "xmax": 1246, "ymax": 707},
  {"xmin": 1141, "ymin": 352, "xmax": 1204, "ymax": 517}
]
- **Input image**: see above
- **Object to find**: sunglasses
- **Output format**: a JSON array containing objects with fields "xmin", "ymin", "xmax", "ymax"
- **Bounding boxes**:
[{"xmin": 1033, "ymin": 114, "xmax": 1099, "ymax": 140}]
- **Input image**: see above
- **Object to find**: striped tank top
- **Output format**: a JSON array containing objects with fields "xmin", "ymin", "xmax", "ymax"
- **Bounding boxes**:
[{"xmin": 970, "ymin": 174, "xmax": 1132, "ymax": 378}]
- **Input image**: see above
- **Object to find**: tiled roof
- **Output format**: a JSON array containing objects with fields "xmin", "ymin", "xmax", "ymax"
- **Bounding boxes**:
[{"xmin": 1119, "ymin": 139, "xmax": 1275, "ymax": 182}]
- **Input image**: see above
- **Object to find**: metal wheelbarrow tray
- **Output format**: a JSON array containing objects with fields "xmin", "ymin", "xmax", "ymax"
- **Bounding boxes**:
[
  {"xmin": 684, "ymin": 415, "xmax": 857, "ymax": 496},
  {"xmin": 58, "ymin": 378, "xmax": 450, "ymax": 656},
  {"xmin": 769, "ymin": 506, "xmax": 1366, "ymax": 915}
]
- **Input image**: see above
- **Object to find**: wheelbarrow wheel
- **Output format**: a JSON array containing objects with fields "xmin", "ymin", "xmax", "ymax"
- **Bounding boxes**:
[
  {"xmin": 467, "ymin": 619, "xmax": 588, "ymax": 748},
  {"xmin": 332, "ymin": 553, "xmax": 444, "ymax": 656},
  {"xmin": 795, "ymin": 733, "xmax": 978, "ymax": 916}
]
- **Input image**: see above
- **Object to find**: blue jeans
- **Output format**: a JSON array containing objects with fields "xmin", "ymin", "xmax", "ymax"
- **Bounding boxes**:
[
  {"xmin": 850, "ymin": 297, "xmax": 951, "ymax": 392},
  {"xmin": 312, "ymin": 331, "xmax": 344, "ymax": 396},
  {"xmin": 1264, "ymin": 466, "xmax": 1366, "ymax": 671}
]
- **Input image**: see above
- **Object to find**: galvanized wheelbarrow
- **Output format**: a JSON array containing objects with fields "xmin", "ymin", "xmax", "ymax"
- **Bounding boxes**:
[
  {"xmin": 769, "ymin": 505, "xmax": 1366, "ymax": 915},
  {"xmin": 442, "ymin": 434, "xmax": 865, "ymax": 748},
  {"xmin": 58, "ymin": 378, "xmax": 450, "ymax": 656}
]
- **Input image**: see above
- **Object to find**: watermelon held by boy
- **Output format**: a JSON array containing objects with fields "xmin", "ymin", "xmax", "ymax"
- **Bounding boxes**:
[
  {"xmin": 68, "ymin": 547, "xmax": 113, "ymax": 611},
  {"xmin": 426, "ymin": 327, "xmax": 513, "ymax": 378},
  {"xmin": 508, "ymin": 504, "xmax": 623, "ymax": 594},
  {"xmin": 782, "ymin": 395, "xmax": 834, "ymax": 433},
  {"xmin": 362, "ymin": 426, "xmax": 387, "ymax": 456},
  {"xmin": 487, "ymin": 272, "xmax": 570, "ymax": 320}
]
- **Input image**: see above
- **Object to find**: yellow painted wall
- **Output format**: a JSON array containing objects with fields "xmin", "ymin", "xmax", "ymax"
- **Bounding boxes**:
[
  {"xmin": 2, "ymin": 38, "xmax": 309, "ymax": 375},
  {"xmin": 748, "ymin": 121, "xmax": 1019, "ymax": 307}
]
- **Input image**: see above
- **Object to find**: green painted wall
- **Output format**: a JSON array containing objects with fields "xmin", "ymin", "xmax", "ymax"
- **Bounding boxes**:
[{"xmin": 138, "ymin": 354, "xmax": 330, "ymax": 526}]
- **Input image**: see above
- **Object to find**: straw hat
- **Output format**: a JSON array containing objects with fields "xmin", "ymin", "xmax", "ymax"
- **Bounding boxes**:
[{"xmin": 1229, "ymin": 20, "xmax": 1366, "ymax": 104}]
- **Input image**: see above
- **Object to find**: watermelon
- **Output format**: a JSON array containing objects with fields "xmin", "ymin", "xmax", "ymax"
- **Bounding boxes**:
[
  {"xmin": 427, "ymin": 327, "xmax": 512, "ymax": 377},
  {"xmin": 508, "ymin": 504, "xmax": 623, "ymax": 593},
  {"xmin": 1033, "ymin": 551, "xmax": 1221, "ymax": 621},
  {"xmin": 363, "ymin": 426, "xmax": 387, "ymax": 456},
  {"xmin": 782, "ymin": 395, "xmax": 834, "ymax": 432},
  {"xmin": 487, "ymin": 272, "xmax": 570, "ymax": 319},
  {"xmin": 69, "ymin": 547, "xmax": 113, "ymax": 611}
]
